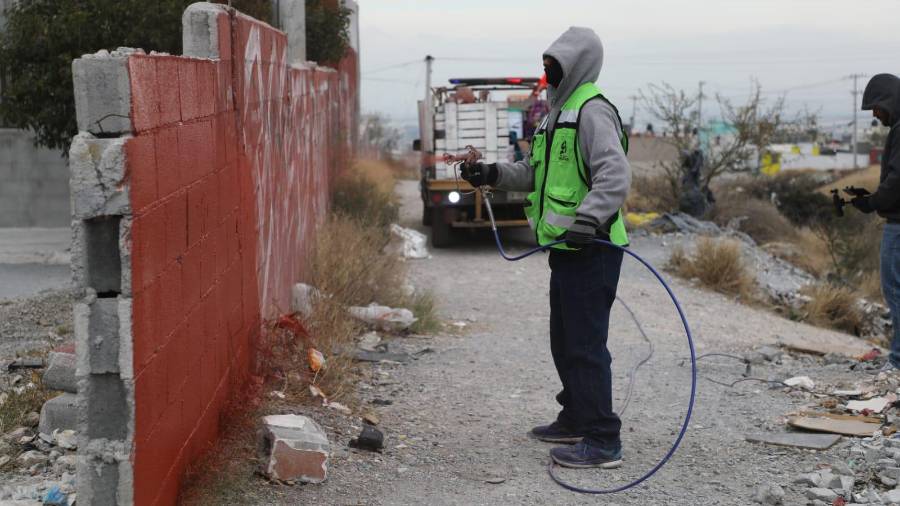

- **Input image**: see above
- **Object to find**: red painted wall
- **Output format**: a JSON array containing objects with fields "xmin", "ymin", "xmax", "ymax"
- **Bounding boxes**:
[{"xmin": 126, "ymin": 9, "xmax": 357, "ymax": 504}]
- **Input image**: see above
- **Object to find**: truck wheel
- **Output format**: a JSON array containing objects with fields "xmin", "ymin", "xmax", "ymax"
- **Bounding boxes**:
[
  {"xmin": 422, "ymin": 206, "xmax": 432, "ymax": 227},
  {"xmin": 430, "ymin": 207, "xmax": 453, "ymax": 248}
]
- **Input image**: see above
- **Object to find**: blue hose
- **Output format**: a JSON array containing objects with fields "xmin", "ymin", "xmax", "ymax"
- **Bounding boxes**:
[{"xmin": 482, "ymin": 196, "xmax": 697, "ymax": 495}]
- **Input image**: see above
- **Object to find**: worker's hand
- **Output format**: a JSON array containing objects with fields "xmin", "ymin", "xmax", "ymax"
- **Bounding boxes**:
[
  {"xmin": 564, "ymin": 219, "xmax": 597, "ymax": 249},
  {"xmin": 851, "ymin": 195, "xmax": 875, "ymax": 214},
  {"xmin": 459, "ymin": 162, "xmax": 498, "ymax": 187}
]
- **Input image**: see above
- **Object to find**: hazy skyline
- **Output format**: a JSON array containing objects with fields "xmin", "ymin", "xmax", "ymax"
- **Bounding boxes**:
[{"xmin": 358, "ymin": 0, "xmax": 900, "ymax": 132}]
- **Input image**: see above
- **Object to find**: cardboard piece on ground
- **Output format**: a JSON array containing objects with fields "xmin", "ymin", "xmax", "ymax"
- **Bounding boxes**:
[
  {"xmin": 778, "ymin": 333, "xmax": 883, "ymax": 358},
  {"xmin": 788, "ymin": 415, "xmax": 881, "ymax": 437},
  {"xmin": 798, "ymin": 410, "xmax": 882, "ymax": 424},
  {"xmin": 745, "ymin": 432, "xmax": 841, "ymax": 450}
]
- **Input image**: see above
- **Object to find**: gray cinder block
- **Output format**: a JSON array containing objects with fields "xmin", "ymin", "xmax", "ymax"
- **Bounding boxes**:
[
  {"xmin": 183, "ymin": 2, "xmax": 226, "ymax": 59},
  {"xmin": 72, "ymin": 50, "xmax": 134, "ymax": 135},
  {"xmin": 43, "ymin": 352, "xmax": 78, "ymax": 394},
  {"xmin": 39, "ymin": 393, "xmax": 79, "ymax": 435}
]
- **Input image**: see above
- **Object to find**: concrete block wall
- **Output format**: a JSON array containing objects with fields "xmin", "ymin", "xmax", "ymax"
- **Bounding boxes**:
[
  {"xmin": 0, "ymin": 129, "xmax": 70, "ymax": 227},
  {"xmin": 68, "ymin": 3, "xmax": 358, "ymax": 504}
]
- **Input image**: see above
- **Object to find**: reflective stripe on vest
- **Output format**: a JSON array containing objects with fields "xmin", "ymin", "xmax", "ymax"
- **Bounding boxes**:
[{"xmin": 523, "ymin": 82, "xmax": 630, "ymax": 249}]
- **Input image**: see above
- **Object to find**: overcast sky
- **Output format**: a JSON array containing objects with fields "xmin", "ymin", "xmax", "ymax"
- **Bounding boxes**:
[{"xmin": 358, "ymin": 0, "xmax": 900, "ymax": 132}]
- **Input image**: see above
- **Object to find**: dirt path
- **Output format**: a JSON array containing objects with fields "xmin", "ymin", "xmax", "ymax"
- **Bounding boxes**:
[{"xmin": 289, "ymin": 180, "xmax": 874, "ymax": 505}]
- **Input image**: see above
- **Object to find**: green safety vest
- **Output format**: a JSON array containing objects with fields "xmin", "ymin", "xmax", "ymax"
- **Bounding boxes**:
[{"xmin": 525, "ymin": 82, "xmax": 630, "ymax": 250}]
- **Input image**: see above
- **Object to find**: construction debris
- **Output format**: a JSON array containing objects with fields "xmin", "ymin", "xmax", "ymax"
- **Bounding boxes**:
[
  {"xmin": 7, "ymin": 358, "xmax": 44, "ymax": 371},
  {"xmin": 745, "ymin": 432, "xmax": 841, "ymax": 450},
  {"xmin": 847, "ymin": 396, "xmax": 894, "ymax": 414},
  {"xmin": 787, "ymin": 413, "xmax": 881, "ymax": 437},
  {"xmin": 751, "ymin": 482, "xmax": 784, "ymax": 504},
  {"xmin": 259, "ymin": 414, "xmax": 330, "ymax": 484},
  {"xmin": 348, "ymin": 303, "xmax": 417, "ymax": 332},
  {"xmin": 349, "ymin": 425, "xmax": 384, "ymax": 452},
  {"xmin": 783, "ymin": 375, "xmax": 816, "ymax": 390},
  {"xmin": 41, "ymin": 353, "xmax": 76, "ymax": 394},
  {"xmin": 386, "ymin": 224, "xmax": 430, "ymax": 259}
]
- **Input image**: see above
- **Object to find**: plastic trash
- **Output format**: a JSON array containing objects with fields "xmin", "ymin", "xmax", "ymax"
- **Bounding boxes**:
[
  {"xmin": 388, "ymin": 224, "xmax": 429, "ymax": 259},
  {"xmin": 348, "ymin": 303, "xmax": 417, "ymax": 331}
]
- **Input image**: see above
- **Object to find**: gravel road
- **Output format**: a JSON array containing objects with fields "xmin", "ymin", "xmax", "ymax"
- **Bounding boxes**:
[{"xmin": 274, "ymin": 180, "xmax": 881, "ymax": 506}]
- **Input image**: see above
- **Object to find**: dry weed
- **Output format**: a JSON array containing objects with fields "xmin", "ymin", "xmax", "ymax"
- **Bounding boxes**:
[
  {"xmin": 711, "ymin": 197, "xmax": 796, "ymax": 245},
  {"xmin": 627, "ymin": 172, "xmax": 679, "ymax": 213},
  {"xmin": 667, "ymin": 238, "xmax": 757, "ymax": 299},
  {"xmin": 331, "ymin": 170, "xmax": 399, "ymax": 229},
  {"xmin": 800, "ymin": 283, "xmax": 866, "ymax": 335},
  {"xmin": 309, "ymin": 215, "xmax": 407, "ymax": 308},
  {"xmin": 352, "ymin": 159, "xmax": 399, "ymax": 195},
  {"xmin": 858, "ymin": 271, "xmax": 884, "ymax": 304}
]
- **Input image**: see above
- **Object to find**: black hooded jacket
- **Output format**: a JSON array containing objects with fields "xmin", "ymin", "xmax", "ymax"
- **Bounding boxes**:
[{"xmin": 862, "ymin": 73, "xmax": 900, "ymax": 222}]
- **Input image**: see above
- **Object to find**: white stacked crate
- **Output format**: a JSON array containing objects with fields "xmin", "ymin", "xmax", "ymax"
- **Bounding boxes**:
[{"xmin": 434, "ymin": 102, "xmax": 509, "ymax": 180}]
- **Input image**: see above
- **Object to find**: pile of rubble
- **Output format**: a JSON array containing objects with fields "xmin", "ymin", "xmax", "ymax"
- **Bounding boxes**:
[
  {"xmin": 787, "ymin": 434, "xmax": 900, "ymax": 505},
  {"xmin": 0, "ymin": 349, "xmax": 79, "ymax": 504},
  {"xmin": 651, "ymin": 212, "xmax": 892, "ymax": 340}
]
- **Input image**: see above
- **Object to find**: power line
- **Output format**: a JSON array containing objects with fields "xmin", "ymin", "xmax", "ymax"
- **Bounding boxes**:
[{"xmin": 361, "ymin": 59, "xmax": 421, "ymax": 76}]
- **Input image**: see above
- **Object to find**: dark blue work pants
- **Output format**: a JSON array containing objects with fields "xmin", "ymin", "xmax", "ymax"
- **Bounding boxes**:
[{"xmin": 549, "ymin": 244, "xmax": 623, "ymax": 448}]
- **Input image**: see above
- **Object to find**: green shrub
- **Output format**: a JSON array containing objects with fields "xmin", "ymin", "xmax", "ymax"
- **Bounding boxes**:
[
  {"xmin": 0, "ymin": 0, "xmax": 269, "ymax": 151},
  {"xmin": 305, "ymin": 0, "xmax": 352, "ymax": 65}
]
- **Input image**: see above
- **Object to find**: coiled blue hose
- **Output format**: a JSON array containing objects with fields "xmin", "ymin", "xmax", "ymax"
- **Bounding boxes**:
[{"xmin": 482, "ymin": 195, "xmax": 697, "ymax": 494}]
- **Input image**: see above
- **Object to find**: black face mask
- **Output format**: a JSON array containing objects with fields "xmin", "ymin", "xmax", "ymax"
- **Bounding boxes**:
[{"xmin": 544, "ymin": 58, "xmax": 563, "ymax": 88}]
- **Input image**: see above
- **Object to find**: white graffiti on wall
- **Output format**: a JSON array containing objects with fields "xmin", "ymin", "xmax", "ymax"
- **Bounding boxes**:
[{"xmin": 240, "ymin": 21, "xmax": 337, "ymax": 318}]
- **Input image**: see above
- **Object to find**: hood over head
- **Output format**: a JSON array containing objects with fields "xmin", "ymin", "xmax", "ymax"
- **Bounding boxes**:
[
  {"xmin": 543, "ymin": 27, "xmax": 603, "ymax": 110},
  {"xmin": 862, "ymin": 73, "xmax": 900, "ymax": 125}
]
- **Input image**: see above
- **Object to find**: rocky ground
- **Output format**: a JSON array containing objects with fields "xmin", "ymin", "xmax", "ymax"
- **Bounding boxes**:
[
  {"xmin": 0, "ymin": 290, "xmax": 76, "ymax": 504},
  {"xmin": 246, "ymin": 180, "xmax": 897, "ymax": 505}
]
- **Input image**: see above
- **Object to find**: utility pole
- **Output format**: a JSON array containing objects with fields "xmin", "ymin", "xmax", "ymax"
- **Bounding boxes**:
[
  {"xmin": 849, "ymin": 73, "xmax": 866, "ymax": 169},
  {"xmin": 423, "ymin": 55, "xmax": 434, "ymax": 153},
  {"xmin": 628, "ymin": 95, "xmax": 638, "ymax": 134}
]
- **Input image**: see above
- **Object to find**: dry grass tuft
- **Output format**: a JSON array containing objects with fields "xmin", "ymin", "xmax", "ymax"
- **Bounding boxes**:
[
  {"xmin": 800, "ymin": 283, "xmax": 866, "ymax": 335},
  {"xmin": 0, "ymin": 368, "xmax": 56, "ymax": 470},
  {"xmin": 859, "ymin": 271, "xmax": 883, "ymax": 304},
  {"xmin": 711, "ymin": 197, "xmax": 797, "ymax": 245},
  {"xmin": 352, "ymin": 159, "xmax": 399, "ymax": 195},
  {"xmin": 627, "ymin": 172, "xmax": 680, "ymax": 213},
  {"xmin": 779, "ymin": 228, "xmax": 832, "ymax": 277},
  {"xmin": 331, "ymin": 170, "xmax": 399, "ymax": 229},
  {"xmin": 668, "ymin": 238, "xmax": 757, "ymax": 299},
  {"xmin": 309, "ymin": 215, "xmax": 407, "ymax": 308},
  {"xmin": 404, "ymin": 290, "xmax": 441, "ymax": 334}
]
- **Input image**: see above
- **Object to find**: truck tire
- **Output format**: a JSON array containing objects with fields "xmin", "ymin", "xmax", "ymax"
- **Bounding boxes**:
[{"xmin": 430, "ymin": 207, "xmax": 453, "ymax": 248}]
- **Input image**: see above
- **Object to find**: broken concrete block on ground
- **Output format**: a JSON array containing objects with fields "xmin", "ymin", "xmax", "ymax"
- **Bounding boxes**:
[
  {"xmin": 38, "ymin": 394, "xmax": 78, "ymax": 436},
  {"xmin": 259, "ymin": 415, "xmax": 330, "ymax": 483},
  {"xmin": 42, "ymin": 353, "xmax": 77, "ymax": 394},
  {"xmin": 751, "ymin": 483, "xmax": 784, "ymax": 504}
]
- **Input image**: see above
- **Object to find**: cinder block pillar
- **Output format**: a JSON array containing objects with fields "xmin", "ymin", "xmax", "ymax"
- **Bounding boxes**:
[
  {"xmin": 271, "ymin": 0, "xmax": 306, "ymax": 63},
  {"xmin": 70, "ymin": 49, "xmax": 137, "ymax": 506}
]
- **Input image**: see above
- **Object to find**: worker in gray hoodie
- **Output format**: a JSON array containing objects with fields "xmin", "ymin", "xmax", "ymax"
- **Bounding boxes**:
[
  {"xmin": 854, "ymin": 74, "xmax": 900, "ymax": 372},
  {"xmin": 461, "ymin": 26, "xmax": 630, "ymax": 468}
]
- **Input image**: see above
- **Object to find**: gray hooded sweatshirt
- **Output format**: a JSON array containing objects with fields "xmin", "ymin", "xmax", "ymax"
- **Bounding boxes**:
[
  {"xmin": 494, "ymin": 27, "xmax": 630, "ymax": 231},
  {"xmin": 862, "ymin": 73, "xmax": 900, "ymax": 222}
]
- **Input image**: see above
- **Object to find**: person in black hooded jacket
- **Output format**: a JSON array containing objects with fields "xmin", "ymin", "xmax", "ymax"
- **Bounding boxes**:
[{"xmin": 856, "ymin": 73, "xmax": 900, "ymax": 371}]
